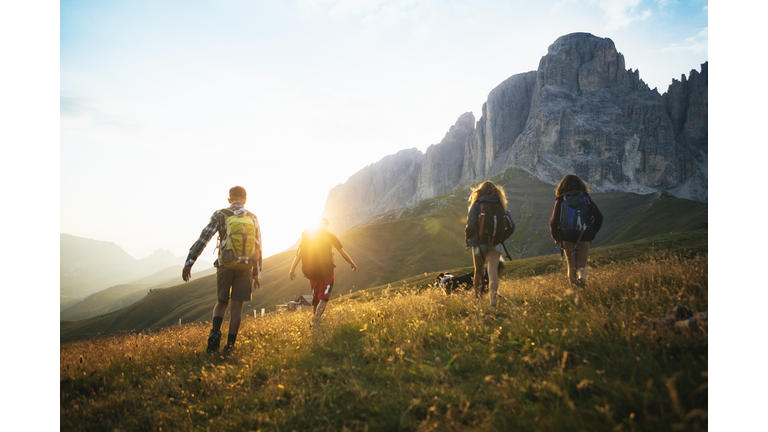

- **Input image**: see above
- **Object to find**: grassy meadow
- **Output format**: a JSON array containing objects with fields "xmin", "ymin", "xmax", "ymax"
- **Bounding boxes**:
[{"xmin": 61, "ymin": 235, "xmax": 707, "ymax": 431}]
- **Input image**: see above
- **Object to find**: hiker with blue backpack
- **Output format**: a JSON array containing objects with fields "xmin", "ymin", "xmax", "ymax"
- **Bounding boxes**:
[
  {"xmin": 549, "ymin": 174, "xmax": 603, "ymax": 288},
  {"xmin": 182, "ymin": 186, "xmax": 262, "ymax": 354},
  {"xmin": 465, "ymin": 181, "xmax": 515, "ymax": 306}
]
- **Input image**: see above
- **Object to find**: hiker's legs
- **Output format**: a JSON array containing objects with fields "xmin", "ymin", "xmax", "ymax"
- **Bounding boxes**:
[
  {"xmin": 310, "ymin": 273, "xmax": 335, "ymax": 328},
  {"xmin": 575, "ymin": 242, "xmax": 590, "ymax": 282},
  {"xmin": 228, "ymin": 300, "xmax": 244, "ymax": 336},
  {"xmin": 206, "ymin": 298, "xmax": 229, "ymax": 352},
  {"xmin": 472, "ymin": 252, "xmax": 486, "ymax": 298},
  {"xmin": 562, "ymin": 241, "xmax": 590, "ymax": 286},
  {"xmin": 212, "ymin": 299, "xmax": 229, "ymax": 323},
  {"xmin": 485, "ymin": 251, "xmax": 502, "ymax": 306},
  {"xmin": 219, "ymin": 268, "xmax": 253, "ymax": 347},
  {"xmin": 561, "ymin": 241, "xmax": 578, "ymax": 286},
  {"xmin": 314, "ymin": 299, "xmax": 328, "ymax": 320},
  {"xmin": 214, "ymin": 267, "xmax": 233, "ymax": 325}
]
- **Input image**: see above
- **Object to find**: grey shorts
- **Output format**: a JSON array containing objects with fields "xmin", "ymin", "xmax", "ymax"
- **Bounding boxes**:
[
  {"xmin": 216, "ymin": 265, "xmax": 253, "ymax": 302},
  {"xmin": 473, "ymin": 243, "xmax": 503, "ymax": 256}
]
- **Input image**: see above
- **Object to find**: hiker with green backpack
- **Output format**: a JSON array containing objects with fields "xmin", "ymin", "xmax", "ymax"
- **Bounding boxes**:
[
  {"xmin": 465, "ymin": 180, "xmax": 515, "ymax": 306},
  {"xmin": 549, "ymin": 174, "xmax": 603, "ymax": 288},
  {"xmin": 289, "ymin": 217, "xmax": 356, "ymax": 329},
  {"xmin": 182, "ymin": 186, "xmax": 262, "ymax": 353}
]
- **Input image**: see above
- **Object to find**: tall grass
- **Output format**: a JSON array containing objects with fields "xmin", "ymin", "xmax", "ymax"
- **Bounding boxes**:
[{"xmin": 61, "ymin": 252, "xmax": 707, "ymax": 431}]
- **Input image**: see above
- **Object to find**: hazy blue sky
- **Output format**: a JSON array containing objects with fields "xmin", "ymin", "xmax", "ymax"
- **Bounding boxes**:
[{"xmin": 59, "ymin": 0, "xmax": 709, "ymax": 262}]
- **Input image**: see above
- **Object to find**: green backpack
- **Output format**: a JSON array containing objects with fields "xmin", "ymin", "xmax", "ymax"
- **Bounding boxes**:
[{"xmin": 217, "ymin": 209, "xmax": 259, "ymax": 271}]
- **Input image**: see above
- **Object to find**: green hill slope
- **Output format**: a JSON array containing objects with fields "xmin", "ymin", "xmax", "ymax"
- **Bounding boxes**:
[
  {"xmin": 599, "ymin": 192, "xmax": 708, "ymax": 246},
  {"xmin": 61, "ymin": 273, "xmax": 219, "ymax": 341},
  {"xmin": 60, "ymin": 267, "xmax": 216, "ymax": 321},
  {"xmin": 60, "ymin": 283, "xmax": 153, "ymax": 321}
]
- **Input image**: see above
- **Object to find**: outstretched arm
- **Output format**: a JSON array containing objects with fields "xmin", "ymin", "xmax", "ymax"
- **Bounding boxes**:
[
  {"xmin": 182, "ymin": 212, "xmax": 219, "ymax": 282},
  {"xmin": 288, "ymin": 249, "xmax": 302, "ymax": 280},
  {"xmin": 338, "ymin": 248, "xmax": 357, "ymax": 271}
]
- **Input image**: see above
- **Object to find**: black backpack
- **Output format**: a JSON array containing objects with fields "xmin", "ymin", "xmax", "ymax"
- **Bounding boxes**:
[
  {"xmin": 478, "ymin": 202, "xmax": 514, "ymax": 246},
  {"xmin": 558, "ymin": 192, "xmax": 594, "ymax": 240},
  {"xmin": 299, "ymin": 229, "xmax": 334, "ymax": 280}
]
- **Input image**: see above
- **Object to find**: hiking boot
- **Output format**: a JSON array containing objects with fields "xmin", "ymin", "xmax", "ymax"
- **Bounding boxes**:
[
  {"xmin": 223, "ymin": 343, "xmax": 236, "ymax": 354},
  {"xmin": 206, "ymin": 329, "xmax": 222, "ymax": 353},
  {"xmin": 575, "ymin": 279, "xmax": 586, "ymax": 289}
]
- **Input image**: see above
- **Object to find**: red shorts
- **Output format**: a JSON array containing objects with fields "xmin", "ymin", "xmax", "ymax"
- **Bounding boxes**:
[{"xmin": 310, "ymin": 272, "xmax": 335, "ymax": 305}]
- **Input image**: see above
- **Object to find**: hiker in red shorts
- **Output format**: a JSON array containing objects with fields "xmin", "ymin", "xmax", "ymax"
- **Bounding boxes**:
[{"xmin": 288, "ymin": 218, "xmax": 356, "ymax": 328}]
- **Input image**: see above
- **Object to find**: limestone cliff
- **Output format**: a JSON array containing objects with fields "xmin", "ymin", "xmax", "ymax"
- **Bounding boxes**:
[
  {"xmin": 661, "ymin": 63, "xmax": 708, "ymax": 203},
  {"xmin": 494, "ymin": 33, "xmax": 690, "ymax": 196},
  {"xmin": 460, "ymin": 71, "xmax": 538, "ymax": 186},
  {"xmin": 322, "ymin": 33, "xmax": 708, "ymax": 233},
  {"xmin": 322, "ymin": 148, "xmax": 422, "ymax": 234}
]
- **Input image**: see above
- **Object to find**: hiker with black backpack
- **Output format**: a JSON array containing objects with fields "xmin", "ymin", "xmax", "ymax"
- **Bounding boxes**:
[
  {"xmin": 465, "ymin": 181, "xmax": 515, "ymax": 306},
  {"xmin": 289, "ymin": 217, "xmax": 356, "ymax": 329},
  {"xmin": 549, "ymin": 174, "xmax": 603, "ymax": 289},
  {"xmin": 182, "ymin": 186, "xmax": 262, "ymax": 354}
]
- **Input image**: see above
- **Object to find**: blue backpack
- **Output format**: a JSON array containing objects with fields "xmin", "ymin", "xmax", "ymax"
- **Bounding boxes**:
[{"xmin": 558, "ymin": 192, "xmax": 594, "ymax": 240}]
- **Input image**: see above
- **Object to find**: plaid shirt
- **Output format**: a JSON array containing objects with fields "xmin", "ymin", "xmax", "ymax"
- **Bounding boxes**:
[{"xmin": 184, "ymin": 202, "xmax": 262, "ymax": 279}]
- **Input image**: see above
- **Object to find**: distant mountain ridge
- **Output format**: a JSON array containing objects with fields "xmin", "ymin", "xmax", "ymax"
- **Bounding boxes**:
[
  {"xmin": 60, "ymin": 265, "xmax": 216, "ymax": 321},
  {"xmin": 60, "ymin": 234, "xmax": 211, "ymax": 304},
  {"xmin": 321, "ymin": 33, "xmax": 707, "ymax": 234}
]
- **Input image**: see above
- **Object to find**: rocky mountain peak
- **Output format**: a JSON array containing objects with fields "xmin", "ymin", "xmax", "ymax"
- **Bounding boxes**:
[{"xmin": 321, "ymin": 32, "xmax": 707, "ymax": 233}]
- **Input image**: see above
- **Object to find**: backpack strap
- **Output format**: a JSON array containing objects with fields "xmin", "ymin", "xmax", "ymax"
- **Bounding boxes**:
[
  {"xmin": 215, "ymin": 209, "xmax": 236, "ymax": 251},
  {"xmin": 501, "ymin": 241, "xmax": 512, "ymax": 261}
]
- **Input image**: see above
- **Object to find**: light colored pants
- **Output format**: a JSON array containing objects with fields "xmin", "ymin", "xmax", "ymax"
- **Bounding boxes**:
[
  {"xmin": 473, "ymin": 250, "xmax": 502, "ymax": 305},
  {"xmin": 561, "ymin": 241, "xmax": 590, "ymax": 286}
]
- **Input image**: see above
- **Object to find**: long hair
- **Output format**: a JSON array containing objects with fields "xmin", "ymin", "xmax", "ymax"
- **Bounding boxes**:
[
  {"xmin": 468, "ymin": 181, "xmax": 508, "ymax": 211},
  {"xmin": 555, "ymin": 174, "xmax": 590, "ymax": 196}
]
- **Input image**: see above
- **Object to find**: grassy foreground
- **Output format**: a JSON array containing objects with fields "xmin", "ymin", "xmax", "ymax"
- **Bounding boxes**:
[{"xmin": 61, "ymin": 250, "xmax": 707, "ymax": 431}]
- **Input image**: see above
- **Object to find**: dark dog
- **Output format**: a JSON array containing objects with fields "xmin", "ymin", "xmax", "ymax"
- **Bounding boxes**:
[{"xmin": 436, "ymin": 260, "xmax": 506, "ymax": 295}]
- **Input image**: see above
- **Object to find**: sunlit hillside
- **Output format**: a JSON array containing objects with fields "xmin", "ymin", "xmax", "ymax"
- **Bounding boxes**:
[{"xmin": 61, "ymin": 238, "xmax": 708, "ymax": 431}]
